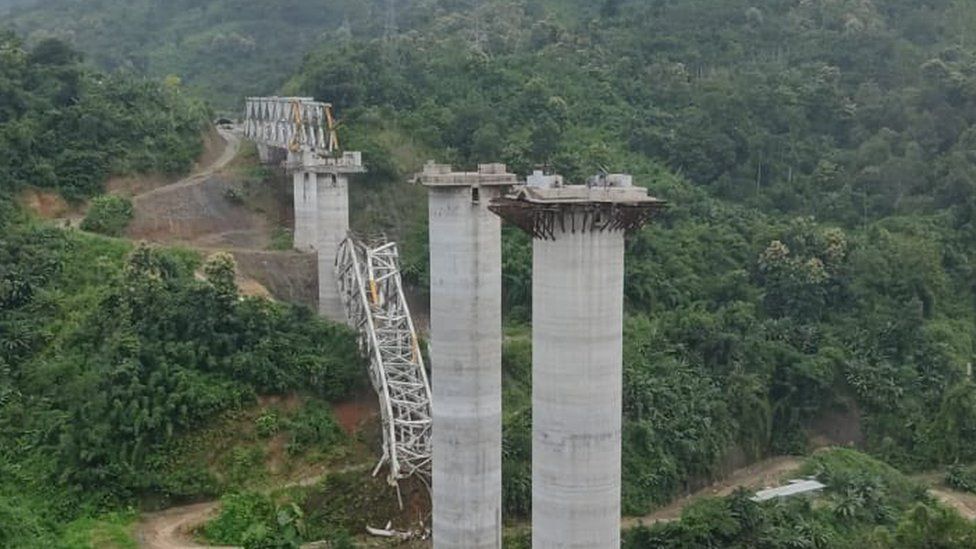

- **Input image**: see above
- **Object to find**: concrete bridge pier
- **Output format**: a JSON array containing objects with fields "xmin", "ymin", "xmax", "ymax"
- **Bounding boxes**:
[
  {"xmin": 489, "ymin": 172, "xmax": 663, "ymax": 549},
  {"xmin": 257, "ymin": 144, "xmax": 273, "ymax": 164},
  {"xmin": 292, "ymin": 169, "xmax": 318, "ymax": 251},
  {"xmin": 420, "ymin": 162, "xmax": 517, "ymax": 549},
  {"xmin": 287, "ymin": 151, "xmax": 364, "ymax": 323}
]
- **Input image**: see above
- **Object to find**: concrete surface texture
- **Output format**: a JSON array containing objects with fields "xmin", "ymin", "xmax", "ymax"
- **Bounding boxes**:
[
  {"xmin": 532, "ymin": 216, "xmax": 626, "ymax": 549},
  {"xmin": 293, "ymin": 170, "xmax": 318, "ymax": 251},
  {"xmin": 279, "ymin": 149, "xmax": 363, "ymax": 323},
  {"xmin": 257, "ymin": 143, "xmax": 272, "ymax": 163},
  {"xmin": 423, "ymin": 163, "xmax": 515, "ymax": 549},
  {"xmin": 315, "ymin": 172, "xmax": 350, "ymax": 323}
]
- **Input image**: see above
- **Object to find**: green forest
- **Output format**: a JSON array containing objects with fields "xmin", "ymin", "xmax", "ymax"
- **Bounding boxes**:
[
  {"xmin": 7, "ymin": 0, "xmax": 976, "ymax": 547},
  {"xmin": 0, "ymin": 33, "xmax": 369, "ymax": 547},
  {"xmin": 4, "ymin": 0, "xmax": 394, "ymax": 109}
]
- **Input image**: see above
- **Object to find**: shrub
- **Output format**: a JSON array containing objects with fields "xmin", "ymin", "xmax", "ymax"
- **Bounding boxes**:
[
  {"xmin": 204, "ymin": 492, "xmax": 275, "ymax": 545},
  {"xmin": 255, "ymin": 411, "xmax": 280, "ymax": 439},
  {"xmin": 946, "ymin": 464, "xmax": 976, "ymax": 494},
  {"xmin": 224, "ymin": 186, "xmax": 245, "ymax": 204},
  {"xmin": 159, "ymin": 466, "xmax": 221, "ymax": 502},
  {"xmin": 80, "ymin": 195, "xmax": 133, "ymax": 236},
  {"xmin": 284, "ymin": 402, "xmax": 343, "ymax": 456},
  {"xmin": 269, "ymin": 227, "xmax": 294, "ymax": 251},
  {"xmin": 225, "ymin": 447, "xmax": 266, "ymax": 489}
]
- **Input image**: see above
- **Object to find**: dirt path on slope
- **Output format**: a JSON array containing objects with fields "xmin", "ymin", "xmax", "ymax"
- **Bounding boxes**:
[
  {"xmin": 122, "ymin": 127, "xmax": 318, "ymax": 304},
  {"xmin": 136, "ymin": 464, "xmax": 374, "ymax": 549},
  {"xmin": 134, "ymin": 128, "xmax": 241, "ymax": 203},
  {"xmin": 138, "ymin": 503, "xmax": 231, "ymax": 549},
  {"xmin": 930, "ymin": 488, "xmax": 976, "ymax": 520},
  {"xmin": 126, "ymin": 127, "xmax": 273, "ymax": 249},
  {"xmin": 622, "ymin": 456, "xmax": 805, "ymax": 528},
  {"xmin": 618, "ymin": 459, "xmax": 976, "ymax": 530}
]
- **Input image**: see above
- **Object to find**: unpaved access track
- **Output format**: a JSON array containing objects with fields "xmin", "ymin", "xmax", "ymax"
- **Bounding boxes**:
[
  {"xmin": 622, "ymin": 456, "xmax": 804, "ymax": 528},
  {"xmin": 121, "ymin": 127, "xmax": 317, "ymax": 304},
  {"xmin": 127, "ymin": 127, "xmax": 271, "ymax": 249},
  {"xmin": 128, "ymin": 132, "xmax": 976, "ymax": 546},
  {"xmin": 136, "ymin": 464, "xmax": 372, "ymax": 549},
  {"xmin": 138, "ymin": 503, "xmax": 230, "ymax": 549}
]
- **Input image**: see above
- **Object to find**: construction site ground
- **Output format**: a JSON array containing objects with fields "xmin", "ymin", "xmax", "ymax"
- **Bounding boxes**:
[{"xmin": 119, "ymin": 127, "xmax": 317, "ymax": 305}]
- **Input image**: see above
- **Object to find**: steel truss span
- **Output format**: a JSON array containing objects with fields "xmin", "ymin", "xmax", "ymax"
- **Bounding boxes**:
[
  {"xmin": 335, "ymin": 237, "xmax": 433, "ymax": 495},
  {"xmin": 244, "ymin": 96, "xmax": 339, "ymax": 154}
]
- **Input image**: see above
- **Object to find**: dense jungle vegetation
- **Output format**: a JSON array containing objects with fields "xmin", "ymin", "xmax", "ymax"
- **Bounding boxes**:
[
  {"xmin": 3, "ymin": 0, "xmax": 397, "ymax": 109},
  {"xmin": 285, "ymin": 0, "xmax": 976, "ymax": 534},
  {"xmin": 7, "ymin": 0, "xmax": 976, "ymax": 547},
  {"xmin": 622, "ymin": 449, "xmax": 976, "ymax": 548},
  {"xmin": 0, "ymin": 36, "xmax": 365, "ymax": 547}
]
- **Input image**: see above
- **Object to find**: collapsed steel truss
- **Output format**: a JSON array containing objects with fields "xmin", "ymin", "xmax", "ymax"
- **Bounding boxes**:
[
  {"xmin": 335, "ymin": 237, "xmax": 432, "ymax": 494},
  {"xmin": 244, "ymin": 96, "xmax": 339, "ymax": 154}
]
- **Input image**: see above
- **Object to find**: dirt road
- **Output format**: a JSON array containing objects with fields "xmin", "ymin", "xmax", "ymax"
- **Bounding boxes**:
[
  {"xmin": 135, "ymin": 128, "xmax": 241, "ymax": 202},
  {"xmin": 126, "ymin": 127, "xmax": 272, "ymax": 249},
  {"xmin": 931, "ymin": 488, "xmax": 976, "ymax": 520},
  {"xmin": 136, "ymin": 464, "xmax": 374, "ymax": 549},
  {"xmin": 620, "ymin": 458, "xmax": 976, "ymax": 529},
  {"xmin": 137, "ymin": 503, "xmax": 230, "ymax": 549},
  {"xmin": 622, "ymin": 456, "xmax": 804, "ymax": 528}
]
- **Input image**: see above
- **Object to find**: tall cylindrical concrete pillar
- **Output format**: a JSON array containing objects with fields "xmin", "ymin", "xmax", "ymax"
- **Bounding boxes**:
[
  {"xmin": 532, "ymin": 222, "xmax": 625, "ymax": 549},
  {"xmin": 487, "ymin": 174, "xmax": 664, "ymax": 549},
  {"xmin": 316, "ymin": 173, "xmax": 349, "ymax": 323},
  {"xmin": 422, "ymin": 163, "xmax": 516, "ymax": 549},
  {"xmin": 293, "ymin": 170, "xmax": 318, "ymax": 251}
]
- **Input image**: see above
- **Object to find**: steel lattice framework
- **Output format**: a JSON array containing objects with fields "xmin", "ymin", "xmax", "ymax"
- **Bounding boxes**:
[
  {"xmin": 335, "ymin": 237, "xmax": 432, "ymax": 494},
  {"xmin": 244, "ymin": 96, "xmax": 340, "ymax": 154}
]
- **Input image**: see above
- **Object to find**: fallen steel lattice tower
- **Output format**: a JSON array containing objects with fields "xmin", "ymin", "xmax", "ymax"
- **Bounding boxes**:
[{"xmin": 335, "ymin": 237, "xmax": 432, "ymax": 498}]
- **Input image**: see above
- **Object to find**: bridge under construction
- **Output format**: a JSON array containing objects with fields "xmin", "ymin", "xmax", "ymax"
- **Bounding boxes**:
[{"xmin": 243, "ymin": 96, "xmax": 665, "ymax": 549}]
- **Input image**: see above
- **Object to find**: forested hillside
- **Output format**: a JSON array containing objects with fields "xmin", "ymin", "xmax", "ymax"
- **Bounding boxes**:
[
  {"xmin": 286, "ymin": 0, "xmax": 976, "ymax": 531},
  {"xmin": 8, "ymin": 0, "xmax": 976, "ymax": 547},
  {"xmin": 0, "ymin": 36, "xmax": 367, "ymax": 547},
  {"xmin": 0, "ymin": 0, "xmax": 39, "ymax": 13},
  {"xmin": 4, "ymin": 0, "xmax": 394, "ymax": 109},
  {"xmin": 0, "ymin": 31, "xmax": 208, "ymax": 200}
]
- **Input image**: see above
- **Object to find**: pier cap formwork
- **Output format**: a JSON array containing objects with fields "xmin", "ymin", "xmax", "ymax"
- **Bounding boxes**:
[{"xmin": 488, "ymin": 170, "xmax": 666, "ymax": 239}]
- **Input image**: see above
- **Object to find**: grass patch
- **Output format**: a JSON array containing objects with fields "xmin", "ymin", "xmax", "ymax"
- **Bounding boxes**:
[
  {"xmin": 59, "ymin": 513, "xmax": 137, "ymax": 549},
  {"xmin": 269, "ymin": 227, "xmax": 294, "ymax": 251},
  {"xmin": 153, "ymin": 397, "xmax": 355, "ymax": 505}
]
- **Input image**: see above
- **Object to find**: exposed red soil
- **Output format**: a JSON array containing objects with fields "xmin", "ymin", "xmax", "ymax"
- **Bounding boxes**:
[
  {"xmin": 119, "ymin": 128, "xmax": 317, "ymax": 308},
  {"xmin": 137, "ymin": 503, "xmax": 228, "ymax": 549},
  {"xmin": 106, "ymin": 173, "xmax": 176, "ymax": 197},
  {"xmin": 332, "ymin": 396, "xmax": 380, "ymax": 435}
]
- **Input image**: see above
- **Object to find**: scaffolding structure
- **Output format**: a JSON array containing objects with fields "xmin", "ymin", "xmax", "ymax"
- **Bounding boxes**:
[{"xmin": 335, "ymin": 236, "xmax": 433, "ymax": 499}]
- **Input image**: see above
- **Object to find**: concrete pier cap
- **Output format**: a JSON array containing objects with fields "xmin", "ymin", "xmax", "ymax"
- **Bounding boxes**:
[
  {"xmin": 285, "ymin": 150, "xmax": 365, "ymax": 174},
  {"xmin": 489, "ymin": 170, "xmax": 666, "ymax": 240},
  {"xmin": 417, "ymin": 160, "xmax": 518, "ymax": 187}
]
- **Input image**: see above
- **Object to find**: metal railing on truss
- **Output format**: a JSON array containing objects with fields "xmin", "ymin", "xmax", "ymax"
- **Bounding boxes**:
[{"xmin": 335, "ymin": 235, "xmax": 432, "ymax": 506}]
